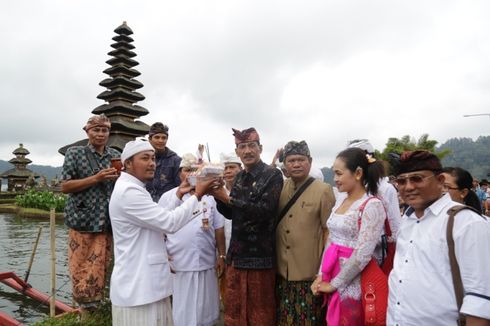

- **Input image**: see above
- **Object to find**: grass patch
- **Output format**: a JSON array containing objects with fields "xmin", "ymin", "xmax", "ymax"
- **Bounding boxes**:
[
  {"xmin": 0, "ymin": 204, "xmax": 17, "ymax": 213},
  {"xmin": 33, "ymin": 300, "xmax": 112, "ymax": 326},
  {"xmin": 17, "ymin": 207, "xmax": 64, "ymax": 219},
  {"xmin": 0, "ymin": 205, "xmax": 64, "ymax": 219}
]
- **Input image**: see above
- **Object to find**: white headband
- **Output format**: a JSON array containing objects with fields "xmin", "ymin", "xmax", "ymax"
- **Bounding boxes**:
[
  {"xmin": 179, "ymin": 153, "xmax": 198, "ymax": 169},
  {"xmin": 220, "ymin": 152, "xmax": 241, "ymax": 165},
  {"xmin": 348, "ymin": 139, "xmax": 375, "ymax": 154},
  {"xmin": 121, "ymin": 139, "xmax": 154, "ymax": 164}
]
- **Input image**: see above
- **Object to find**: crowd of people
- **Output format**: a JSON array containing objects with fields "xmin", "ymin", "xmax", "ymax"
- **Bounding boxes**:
[{"xmin": 61, "ymin": 114, "xmax": 490, "ymax": 326}]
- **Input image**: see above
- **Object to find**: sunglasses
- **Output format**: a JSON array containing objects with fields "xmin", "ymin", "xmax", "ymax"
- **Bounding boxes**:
[
  {"xmin": 395, "ymin": 174, "xmax": 435, "ymax": 186},
  {"xmin": 236, "ymin": 142, "xmax": 259, "ymax": 150}
]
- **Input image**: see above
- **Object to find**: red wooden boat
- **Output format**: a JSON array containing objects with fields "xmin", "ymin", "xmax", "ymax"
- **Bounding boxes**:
[{"xmin": 0, "ymin": 271, "xmax": 77, "ymax": 326}]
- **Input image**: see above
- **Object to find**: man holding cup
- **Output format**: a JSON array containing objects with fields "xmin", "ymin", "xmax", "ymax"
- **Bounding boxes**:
[{"xmin": 61, "ymin": 114, "xmax": 120, "ymax": 318}]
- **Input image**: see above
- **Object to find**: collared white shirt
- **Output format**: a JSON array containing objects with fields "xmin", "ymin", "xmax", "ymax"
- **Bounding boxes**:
[
  {"xmin": 159, "ymin": 188, "xmax": 225, "ymax": 271},
  {"xmin": 388, "ymin": 193, "xmax": 490, "ymax": 325},
  {"xmin": 109, "ymin": 172, "xmax": 202, "ymax": 307}
]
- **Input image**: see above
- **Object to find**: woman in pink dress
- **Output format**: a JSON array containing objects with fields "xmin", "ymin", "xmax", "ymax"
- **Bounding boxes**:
[{"xmin": 311, "ymin": 147, "xmax": 387, "ymax": 325}]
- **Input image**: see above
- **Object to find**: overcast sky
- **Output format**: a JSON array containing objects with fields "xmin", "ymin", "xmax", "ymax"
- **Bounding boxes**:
[{"xmin": 1, "ymin": 0, "xmax": 489, "ymax": 169}]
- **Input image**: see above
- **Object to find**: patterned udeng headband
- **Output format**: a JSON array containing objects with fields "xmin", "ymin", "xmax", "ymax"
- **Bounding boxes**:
[
  {"xmin": 283, "ymin": 140, "xmax": 310, "ymax": 158},
  {"xmin": 83, "ymin": 114, "xmax": 111, "ymax": 131},
  {"xmin": 232, "ymin": 127, "xmax": 260, "ymax": 145}
]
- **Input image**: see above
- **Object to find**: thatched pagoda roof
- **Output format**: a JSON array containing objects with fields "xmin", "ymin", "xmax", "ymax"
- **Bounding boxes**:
[{"xmin": 58, "ymin": 21, "xmax": 150, "ymax": 156}]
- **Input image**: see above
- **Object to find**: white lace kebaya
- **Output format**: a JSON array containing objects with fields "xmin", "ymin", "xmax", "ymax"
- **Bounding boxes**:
[{"xmin": 323, "ymin": 194, "xmax": 386, "ymax": 300}]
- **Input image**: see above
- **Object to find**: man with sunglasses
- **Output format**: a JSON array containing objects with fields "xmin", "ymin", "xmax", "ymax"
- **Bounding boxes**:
[
  {"xmin": 388, "ymin": 150, "xmax": 490, "ymax": 325},
  {"xmin": 213, "ymin": 127, "xmax": 284, "ymax": 326}
]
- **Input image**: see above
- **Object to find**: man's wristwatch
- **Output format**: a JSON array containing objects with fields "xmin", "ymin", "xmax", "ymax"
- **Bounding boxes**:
[{"xmin": 219, "ymin": 255, "xmax": 226, "ymax": 260}]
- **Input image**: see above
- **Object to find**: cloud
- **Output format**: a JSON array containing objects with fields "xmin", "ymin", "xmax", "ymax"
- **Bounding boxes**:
[{"xmin": 0, "ymin": 0, "xmax": 489, "ymax": 169}]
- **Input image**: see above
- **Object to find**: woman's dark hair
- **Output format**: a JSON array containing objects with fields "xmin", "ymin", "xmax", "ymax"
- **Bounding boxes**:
[
  {"xmin": 442, "ymin": 167, "xmax": 482, "ymax": 214},
  {"xmin": 336, "ymin": 148, "xmax": 385, "ymax": 195}
]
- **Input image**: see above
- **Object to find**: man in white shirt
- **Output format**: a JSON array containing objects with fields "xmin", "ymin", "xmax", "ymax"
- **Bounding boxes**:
[
  {"xmin": 218, "ymin": 152, "xmax": 242, "ymax": 307},
  {"xmin": 159, "ymin": 153, "xmax": 226, "ymax": 326},
  {"xmin": 109, "ymin": 140, "xmax": 218, "ymax": 326},
  {"xmin": 219, "ymin": 152, "xmax": 243, "ymax": 251},
  {"xmin": 388, "ymin": 150, "xmax": 490, "ymax": 326}
]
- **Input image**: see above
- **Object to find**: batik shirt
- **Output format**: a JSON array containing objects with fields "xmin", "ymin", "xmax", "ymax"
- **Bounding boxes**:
[
  {"xmin": 62, "ymin": 144, "xmax": 120, "ymax": 232},
  {"xmin": 217, "ymin": 160, "xmax": 283, "ymax": 269}
]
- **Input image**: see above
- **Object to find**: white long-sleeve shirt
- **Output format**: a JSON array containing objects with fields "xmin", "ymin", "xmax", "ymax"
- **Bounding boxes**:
[
  {"xmin": 159, "ymin": 188, "xmax": 224, "ymax": 271},
  {"xmin": 109, "ymin": 172, "xmax": 202, "ymax": 307},
  {"xmin": 388, "ymin": 193, "xmax": 490, "ymax": 325},
  {"xmin": 378, "ymin": 177, "xmax": 401, "ymax": 237}
]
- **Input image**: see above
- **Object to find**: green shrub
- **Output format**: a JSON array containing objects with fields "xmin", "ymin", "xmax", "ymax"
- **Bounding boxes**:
[{"xmin": 16, "ymin": 190, "xmax": 66, "ymax": 212}]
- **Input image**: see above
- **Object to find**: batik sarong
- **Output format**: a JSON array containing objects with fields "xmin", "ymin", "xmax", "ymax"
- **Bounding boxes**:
[
  {"xmin": 276, "ymin": 277, "xmax": 325, "ymax": 325},
  {"xmin": 68, "ymin": 229, "xmax": 112, "ymax": 304},
  {"xmin": 225, "ymin": 265, "xmax": 276, "ymax": 326}
]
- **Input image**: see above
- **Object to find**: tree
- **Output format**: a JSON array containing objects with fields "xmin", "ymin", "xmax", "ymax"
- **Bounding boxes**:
[
  {"xmin": 379, "ymin": 134, "xmax": 451, "ymax": 161},
  {"xmin": 377, "ymin": 134, "xmax": 451, "ymax": 176}
]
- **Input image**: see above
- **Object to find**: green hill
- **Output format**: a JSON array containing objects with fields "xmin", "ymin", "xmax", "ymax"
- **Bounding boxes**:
[
  {"xmin": 0, "ymin": 160, "xmax": 62, "ymax": 181},
  {"xmin": 438, "ymin": 136, "xmax": 490, "ymax": 180}
]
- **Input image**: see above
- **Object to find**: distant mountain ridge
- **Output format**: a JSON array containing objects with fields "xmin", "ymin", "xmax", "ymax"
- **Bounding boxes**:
[
  {"xmin": 0, "ymin": 160, "xmax": 62, "ymax": 181},
  {"xmin": 439, "ymin": 136, "xmax": 490, "ymax": 180}
]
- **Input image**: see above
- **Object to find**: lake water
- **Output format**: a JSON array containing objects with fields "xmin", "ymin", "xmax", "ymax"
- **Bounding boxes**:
[{"xmin": 0, "ymin": 213, "xmax": 72, "ymax": 325}]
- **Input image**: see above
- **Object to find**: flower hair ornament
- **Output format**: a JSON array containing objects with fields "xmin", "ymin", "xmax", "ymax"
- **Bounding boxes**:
[{"xmin": 366, "ymin": 153, "xmax": 376, "ymax": 164}]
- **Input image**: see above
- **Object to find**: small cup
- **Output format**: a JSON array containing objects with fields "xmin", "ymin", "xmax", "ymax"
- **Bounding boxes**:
[{"xmin": 111, "ymin": 158, "xmax": 122, "ymax": 173}]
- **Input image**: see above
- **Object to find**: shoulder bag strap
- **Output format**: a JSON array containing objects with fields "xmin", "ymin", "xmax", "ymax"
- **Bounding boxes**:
[
  {"xmin": 357, "ymin": 196, "xmax": 379, "ymax": 224},
  {"xmin": 84, "ymin": 146, "xmax": 102, "ymax": 174},
  {"xmin": 358, "ymin": 196, "xmax": 391, "ymax": 262},
  {"xmin": 275, "ymin": 177, "xmax": 315, "ymax": 228},
  {"xmin": 446, "ymin": 204, "xmax": 484, "ymax": 326}
]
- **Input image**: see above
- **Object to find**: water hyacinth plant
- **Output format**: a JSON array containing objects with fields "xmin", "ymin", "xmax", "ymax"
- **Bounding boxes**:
[{"xmin": 16, "ymin": 190, "xmax": 66, "ymax": 212}]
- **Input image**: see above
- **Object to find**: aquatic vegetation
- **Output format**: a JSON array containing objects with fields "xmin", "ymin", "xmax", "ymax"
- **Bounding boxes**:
[{"xmin": 15, "ymin": 190, "xmax": 66, "ymax": 213}]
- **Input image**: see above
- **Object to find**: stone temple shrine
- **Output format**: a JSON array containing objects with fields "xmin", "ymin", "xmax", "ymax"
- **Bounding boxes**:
[{"xmin": 0, "ymin": 144, "xmax": 40, "ymax": 191}]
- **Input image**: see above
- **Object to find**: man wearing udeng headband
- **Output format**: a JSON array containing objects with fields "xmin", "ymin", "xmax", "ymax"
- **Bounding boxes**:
[
  {"xmin": 388, "ymin": 150, "xmax": 490, "ymax": 325},
  {"xmin": 61, "ymin": 114, "xmax": 119, "ymax": 319},
  {"xmin": 213, "ymin": 127, "xmax": 284, "ymax": 326}
]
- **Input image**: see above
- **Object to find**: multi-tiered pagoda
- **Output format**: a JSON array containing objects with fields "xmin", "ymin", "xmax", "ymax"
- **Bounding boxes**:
[
  {"xmin": 59, "ymin": 21, "xmax": 150, "ymax": 154},
  {"xmin": 0, "ymin": 144, "xmax": 40, "ymax": 191}
]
